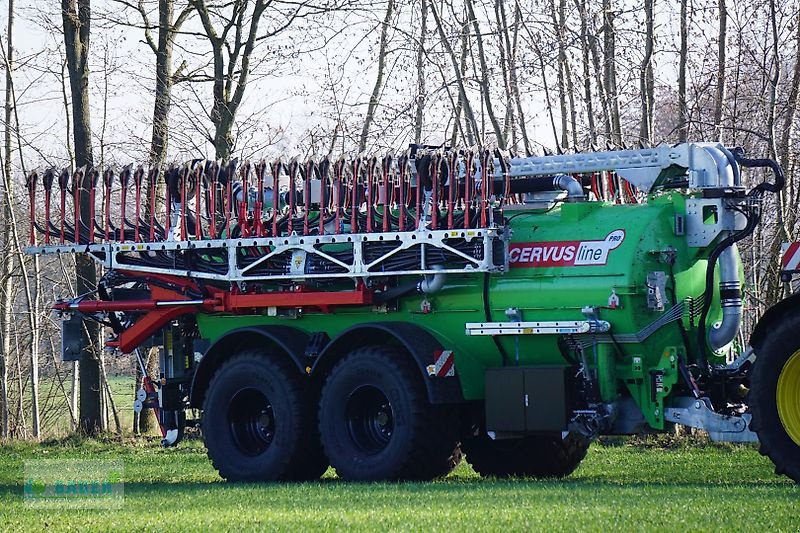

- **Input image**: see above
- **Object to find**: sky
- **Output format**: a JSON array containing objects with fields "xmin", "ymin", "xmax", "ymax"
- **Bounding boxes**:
[{"xmin": 0, "ymin": 0, "xmax": 760, "ymax": 175}]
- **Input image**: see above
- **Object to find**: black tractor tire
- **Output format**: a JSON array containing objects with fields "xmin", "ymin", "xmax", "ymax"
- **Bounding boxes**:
[
  {"xmin": 318, "ymin": 345, "xmax": 461, "ymax": 481},
  {"xmin": 202, "ymin": 350, "xmax": 326, "ymax": 482},
  {"xmin": 463, "ymin": 432, "xmax": 589, "ymax": 478},
  {"xmin": 282, "ymin": 386, "xmax": 329, "ymax": 481},
  {"xmin": 750, "ymin": 314, "xmax": 800, "ymax": 484}
]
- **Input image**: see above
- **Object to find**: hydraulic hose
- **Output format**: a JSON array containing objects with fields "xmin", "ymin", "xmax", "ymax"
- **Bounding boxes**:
[
  {"xmin": 484, "ymin": 174, "xmax": 585, "ymax": 200},
  {"xmin": 732, "ymin": 147, "xmax": 785, "ymax": 194}
]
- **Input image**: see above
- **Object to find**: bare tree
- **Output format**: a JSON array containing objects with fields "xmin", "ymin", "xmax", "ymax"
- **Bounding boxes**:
[
  {"xmin": 778, "ymin": 5, "xmax": 800, "ymax": 182},
  {"xmin": 550, "ymin": 0, "xmax": 577, "ymax": 149},
  {"xmin": 62, "ymin": 0, "xmax": 102, "ymax": 435},
  {"xmin": 1, "ymin": 8, "xmax": 46, "ymax": 438},
  {"xmin": 677, "ymin": 0, "xmax": 688, "ymax": 142},
  {"xmin": 124, "ymin": 0, "xmax": 194, "ymax": 167},
  {"xmin": 586, "ymin": 9, "xmax": 611, "ymax": 142},
  {"xmin": 359, "ymin": 0, "xmax": 396, "ymax": 153},
  {"xmin": 494, "ymin": 0, "xmax": 515, "ymax": 146},
  {"xmin": 430, "ymin": 1, "xmax": 480, "ymax": 144},
  {"xmin": 638, "ymin": 0, "xmax": 655, "ymax": 144},
  {"xmin": 448, "ymin": 18, "xmax": 472, "ymax": 147},
  {"xmin": 517, "ymin": 12, "xmax": 560, "ymax": 151},
  {"xmin": 464, "ymin": 0, "xmax": 505, "ymax": 148},
  {"xmin": 1, "ymin": 0, "xmax": 15, "ymax": 439},
  {"xmin": 113, "ymin": 0, "xmax": 193, "ymax": 435},
  {"xmin": 712, "ymin": 0, "xmax": 727, "ymax": 142},
  {"xmin": 188, "ymin": 0, "xmax": 270, "ymax": 160},
  {"xmin": 414, "ymin": 0, "xmax": 427, "ymax": 144},
  {"xmin": 602, "ymin": 0, "xmax": 621, "ymax": 145},
  {"xmin": 188, "ymin": 0, "xmax": 337, "ymax": 160},
  {"xmin": 574, "ymin": 0, "xmax": 596, "ymax": 145}
]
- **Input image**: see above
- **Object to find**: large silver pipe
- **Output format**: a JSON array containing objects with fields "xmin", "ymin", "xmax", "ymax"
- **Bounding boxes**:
[
  {"xmin": 709, "ymin": 243, "xmax": 743, "ymax": 351},
  {"xmin": 553, "ymin": 174, "xmax": 586, "ymax": 201},
  {"xmin": 698, "ymin": 143, "xmax": 740, "ymax": 188},
  {"xmin": 418, "ymin": 265, "xmax": 446, "ymax": 294},
  {"xmin": 698, "ymin": 145, "xmax": 743, "ymax": 351}
]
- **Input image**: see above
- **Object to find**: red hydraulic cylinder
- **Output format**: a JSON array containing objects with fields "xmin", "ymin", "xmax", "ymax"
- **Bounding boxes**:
[
  {"xmin": 398, "ymin": 154, "xmax": 406, "ymax": 232},
  {"xmin": 133, "ymin": 166, "xmax": 144, "ymax": 242},
  {"xmin": 382, "ymin": 154, "xmax": 391, "ymax": 233},
  {"xmin": 271, "ymin": 160, "xmax": 281, "ymax": 238},
  {"xmin": 149, "ymin": 167, "xmax": 158, "ymax": 242},
  {"xmin": 119, "ymin": 167, "xmax": 129, "ymax": 242},
  {"xmin": 193, "ymin": 163, "xmax": 202, "ymax": 240},
  {"xmin": 464, "ymin": 151, "xmax": 472, "ymax": 229},
  {"xmin": 73, "ymin": 168, "xmax": 82, "ymax": 244},
  {"xmin": 350, "ymin": 158, "xmax": 360, "ymax": 233}
]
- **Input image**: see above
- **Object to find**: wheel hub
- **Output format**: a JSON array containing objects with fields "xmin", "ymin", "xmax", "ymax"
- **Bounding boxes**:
[
  {"xmin": 777, "ymin": 349, "xmax": 800, "ymax": 447},
  {"xmin": 227, "ymin": 387, "xmax": 275, "ymax": 457},
  {"xmin": 345, "ymin": 385, "xmax": 395, "ymax": 455}
]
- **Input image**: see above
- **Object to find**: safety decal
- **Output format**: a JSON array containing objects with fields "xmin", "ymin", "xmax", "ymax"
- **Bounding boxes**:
[
  {"xmin": 509, "ymin": 229, "xmax": 625, "ymax": 268},
  {"xmin": 427, "ymin": 350, "xmax": 455, "ymax": 377},
  {"xmin": 781, "ymin": 242, "xmax": 800, "ymax": 271}
]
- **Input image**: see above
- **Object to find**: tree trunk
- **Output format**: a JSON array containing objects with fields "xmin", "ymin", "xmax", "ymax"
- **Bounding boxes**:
[
  {"xmin": 151, "ymin": 0, "xmax": 176, "ymax": 168},
  {"xmin": 430, "ymin": 2, "xmax": 480, "ymax": 144},
  {"xmin": 588, "ymin": 21, "xmax": 611, "ymax": 142},
  {"xmin": 575, "ymin": 0, "xmax": 596, "ymax": 145},
  {"xmin": 639, "ymin": 0, "xmax": 655, "ymax": 144},
  {"xmin": 712, "ymin": 0, "xmax": 727, "ymax": 142},
  {"xmin": 449, "ymin": 20, "xmax": 471, "ymax": 147},
  {"xmin": 134, "ymin": 348, "xmax": 159, "ymax": 434},
  {"xmin": 677, "ymin": 0, "xmax": 688, "ymax": 142},
  {"xmin": 133, "ymin": 0, "xmax": 186, "ymax": 435},
  {"xmin": 71, "ymin": 362, "xmax": 78, "ymax": 431},
  {"xmin": 564, "ymin": 57, "xmax": 579, "ymax": 150},
  {"xmin": 2, "ymin": 73, "xmax": 43, "ymax": 439},
  {"xmin": 560, "ymin": 0, "xmax": 578, "ymax": 149},
  {"xmin": 532, "ymin": 38, "xmax": 560, "ymax": 152},
  {"xmin": 494, "ymin": 0, "xmax": 515, "ymax": 147},
  {"xmin": 414, "ymin": 0, "xmax": 427, "ymax": 144},
  {"xmin": 1, "ymin": 0, "xmax": 14, "ymax": 439},
  {"xmin": 3, "ymin": 0, "xmax": 42, "ymax": 439},
  {"xmin": 550, "ymin": 0, "xmax": 569, "ymax": 150},
  {"xmin": 192, "ymin": 0, "xmax": 268, "ymax": 160},
  {"xmin": 464, "ymin": 0, "xmax": 505, "ymax": 148},
  {"xmin": 359, "ymin": 0, "xmax": 395, "ymax": 153},
  {"xmin": 764, "ymin": 0, "xmax": 795, "ymax": 304},
  {"xmin": 602, "ymin": 0, "xmax": 622, "ymax": 145},
  {"xmin": 63, "ymin": 0, "xmax": 102, "ymax": 436},
  {"xmin": 779, "ymin": 6, "xmax": 800, "ymax": 186},
  {"xmin": 508, "ymin": 3, "xmax": 531, "ymax": 155}
]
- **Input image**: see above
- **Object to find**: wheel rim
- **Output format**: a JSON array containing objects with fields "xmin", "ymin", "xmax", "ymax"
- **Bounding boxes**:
[
  {"xmin": 227, "ymin": 387, "xmax": 275, "ymax": 457},
  {"xmin": 777, "ymin": 349, "xmax": 800, "ymax": 447},
  {"xmin": 345, "ymin": 385, "xmax": 394, "ymax": 455}
]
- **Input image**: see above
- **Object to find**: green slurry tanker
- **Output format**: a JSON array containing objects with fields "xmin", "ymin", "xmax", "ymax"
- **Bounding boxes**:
[{"xmin": 25, "ymin": 142, "xmax": 800, "ymax": 483}]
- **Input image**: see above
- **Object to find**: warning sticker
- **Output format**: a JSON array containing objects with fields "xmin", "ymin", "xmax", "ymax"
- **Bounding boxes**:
[{"xmin": 509, "ymin": 229, "xmax": 625, "ymax": 268}]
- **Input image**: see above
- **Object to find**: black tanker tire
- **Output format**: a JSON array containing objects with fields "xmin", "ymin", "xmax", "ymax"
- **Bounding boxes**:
[
  {"xmin": 750, "ymin": 314, "xmax": 800, "ymax": 483},
  {"xmin": 318, "ymin": 345, "xmax": 461, "ymax": 481},
  {"xmin": 463, "ymin": 432, "xmax": 589, "ymax": 478},
  {"xmin": 282, "ymin": 384, "xmax": 329, "ymax": 481},
  {"xmin": 202, "ymin": 350, "xmax": 326, "ymax": 482}
]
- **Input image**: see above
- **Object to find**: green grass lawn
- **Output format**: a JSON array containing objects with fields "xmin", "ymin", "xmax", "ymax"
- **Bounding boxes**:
[{"xmin": 0, "ymin": 437, "xmax": 796, "ymax": 532}]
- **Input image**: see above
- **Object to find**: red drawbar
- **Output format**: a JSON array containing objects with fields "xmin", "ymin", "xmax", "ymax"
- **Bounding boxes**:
[{"xmin": 61, "ymin": 272, "xmax": 373, "ymax": 354}]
